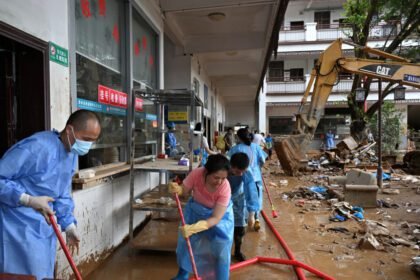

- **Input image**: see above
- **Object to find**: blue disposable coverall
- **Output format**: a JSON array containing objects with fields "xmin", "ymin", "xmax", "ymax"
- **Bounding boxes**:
[
  {"xmin": 326, "ymin": 132, "xmax": 335, "ymax": 150},
  {"xmin": 0, "ymin": 130, "xmax": 77, "ymax": 279},
  {"xmin": 227, "ymin": 143, "xmax": 266, "ymax": 218},
  {"xmin": 228, "ymin": 170, "xmax": 259, "ymax": 227},
  {"xmin": 166, "ymin": 132, "xmax": 177, "ymax": 156},
  {"xmin": 175, "ymin": 199, "xmax": 234, "ymax": 280}
]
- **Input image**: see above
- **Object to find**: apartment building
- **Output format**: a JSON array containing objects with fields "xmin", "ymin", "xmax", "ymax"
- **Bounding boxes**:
[{"xmin": 259, "ymin": 0, "xmax": 420, "ymax": 150}]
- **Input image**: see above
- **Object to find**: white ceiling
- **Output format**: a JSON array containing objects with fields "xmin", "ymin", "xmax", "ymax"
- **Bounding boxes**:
[{"xmin": 159, "ymin": 0, "xmax": 286, "ymax": 103}]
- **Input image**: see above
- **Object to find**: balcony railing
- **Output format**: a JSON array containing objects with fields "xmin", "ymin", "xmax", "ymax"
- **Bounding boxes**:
[
  {"xmin": 279, "ymin": 23, "xmax": 399, "ymax": 42},
  {"xmin": 265, "ymin": 77, "xmax": 413, "ymax": 94},
  {"xmin": 266, "ymin": 76, "xmax": 305, "ymax": 82}
]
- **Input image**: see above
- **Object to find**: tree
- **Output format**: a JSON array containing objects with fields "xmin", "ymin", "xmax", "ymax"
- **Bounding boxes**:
[
  {"xmin": 343, "ymin": 0, "xmax": 420, "ymax": 121},
  {"xmin": 368, "ymin": 101, "xmax": 402, "ymax": 155}
]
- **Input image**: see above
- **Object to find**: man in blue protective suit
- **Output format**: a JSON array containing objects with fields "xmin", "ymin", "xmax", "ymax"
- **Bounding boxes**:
[
  {"xmin": 228, "ymin": 152, "xmax": 259, "ymax": 262},
  {"xmin": 165, "ymin": 122, "xmax": 178, "ymax": 157},
  {"xmin": 325, "ymin": 130, "xmax": 335, "ymax": 150},
  {"xmin": 0, "ymin": 109, "xmax": 101, "ymax": 279}
]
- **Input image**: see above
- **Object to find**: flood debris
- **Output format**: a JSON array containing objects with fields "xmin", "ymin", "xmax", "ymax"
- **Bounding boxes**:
[
  {"xmin": 330, "ymin": 202, "xmax": 364, "ymax": 222},
  {"xmin": 410, "ymin": 256, "xmax": 420, "ymax": 277},
  {"xmin": 358, "ymin": 233, "xmax": 383, "ymax": 250},
  {"xmin": 306, "ymin": 137, "xmax": 379, "ymax": 171}
]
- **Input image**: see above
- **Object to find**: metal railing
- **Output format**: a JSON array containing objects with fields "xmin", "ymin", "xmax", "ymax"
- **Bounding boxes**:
[{"xmin": 279, "ymin": 23, "xmax": 399, "ymax": 42}]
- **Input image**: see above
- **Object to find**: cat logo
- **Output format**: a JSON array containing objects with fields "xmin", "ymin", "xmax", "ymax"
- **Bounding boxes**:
[
  {"xmin": 376, "ymin": 66, "xmax": 391, "ymax": 76},
  {"xmin": 359, "ymin": 64, "xmax": 401, "ymax": 77}
]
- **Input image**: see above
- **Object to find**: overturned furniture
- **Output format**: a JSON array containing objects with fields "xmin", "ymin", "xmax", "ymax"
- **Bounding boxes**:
[{"xmin": 330, "ymin": 169, "xmax": 378, "ymax": 208}]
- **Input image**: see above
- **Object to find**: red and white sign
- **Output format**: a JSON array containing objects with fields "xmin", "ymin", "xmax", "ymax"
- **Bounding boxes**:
[
  {"xmin": 135, "ymin": 97, "xmax": 143, "ymax": 111},
  {"xmin": 98, "ymin": 84, "xmax": 127, "ymax": 108}
]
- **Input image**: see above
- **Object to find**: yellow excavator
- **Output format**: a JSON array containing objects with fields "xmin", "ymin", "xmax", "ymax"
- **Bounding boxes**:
[{"xmin": 274, "ymin": 38, "xmax": 420, "ymax": 176}]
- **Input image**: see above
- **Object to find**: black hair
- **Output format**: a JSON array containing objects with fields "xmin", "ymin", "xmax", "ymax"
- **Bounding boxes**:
[
  {"xmin": 204, "ymin": 154, "xmax": 230, "ymax": 175},
  {"xmin": 230, "ymin": 152, "xmax": 250, "ymax": 170},
  {"xmin": 66, "ymin": 109, "xmax": 100, "ymax": 131},
  {"xmin": 194, "ymin": 122, "xmax": 202, "ymax": 131},
  {"xmin": 237, "ymin": 128, "xmax": 251, "ymax": 146}
]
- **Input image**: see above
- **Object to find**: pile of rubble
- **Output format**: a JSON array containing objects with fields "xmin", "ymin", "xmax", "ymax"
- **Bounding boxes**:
[{"xmin": 307, "ymin": 136, "xmax": 378, "ymax": 170}]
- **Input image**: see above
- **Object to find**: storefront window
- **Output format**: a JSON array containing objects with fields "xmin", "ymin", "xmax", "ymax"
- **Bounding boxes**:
[
  {"xmin": 75, "ymin": 0, "xmax": 126, "ymax": 168},
  {"xmin": 132, "ymin": 9, "xmax": 157, "ymax": 89},
  {"xmin": 269, "ymin": 117, "xmax": 294, "ymax": 135},
  {"xmin": 132, "ymin": 9, "xmax": 159, "ymax": 158},
  {"xmin": 133, "ymin": 82, "xmax": 158, "ymax": 158},
  {"xmin": 75, "ymin": 0, "xmax": 121, "ymax": 72}
]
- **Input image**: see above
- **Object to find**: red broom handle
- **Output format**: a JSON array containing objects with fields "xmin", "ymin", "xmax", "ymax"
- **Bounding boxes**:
[
  {"xmin": 49, "ymin": 214, "xmax": 82, "ymax": 280},
  {"xmin": 174, "ymin": 194, "xmax": 201, "ymax": 280},
  {"xmin": 262, "ymin": 177, "xmax": 276, "ymax": 210}
]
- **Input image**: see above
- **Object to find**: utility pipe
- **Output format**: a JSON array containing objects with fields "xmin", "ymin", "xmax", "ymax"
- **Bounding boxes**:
[
  {"xmin": 230, "ymin": 256, "xmax": 335, "ymax": 280},
  {"xmin": 261, "ymin": 210, "xmax": 307, "ymax": 280}
]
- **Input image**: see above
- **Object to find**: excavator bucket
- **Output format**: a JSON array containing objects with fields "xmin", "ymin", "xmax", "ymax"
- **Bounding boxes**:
[{"xmin": 274, "ymin": 134, "xmax": 312, "ymax": 176}]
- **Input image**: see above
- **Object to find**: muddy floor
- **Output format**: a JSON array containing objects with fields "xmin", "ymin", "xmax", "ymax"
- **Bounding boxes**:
[{"xmin": 87, "ymin": 157, "xmax": 419, "ymax": 280}]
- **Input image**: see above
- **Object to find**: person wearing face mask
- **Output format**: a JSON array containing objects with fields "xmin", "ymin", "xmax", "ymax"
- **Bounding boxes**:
[
  {"xmin": 0, "ymin": 109, "xmax": 101, "ymax": 279},
  {"xmin": 169, "ymin": 154, "xmax": 234, "ymax": 280}
]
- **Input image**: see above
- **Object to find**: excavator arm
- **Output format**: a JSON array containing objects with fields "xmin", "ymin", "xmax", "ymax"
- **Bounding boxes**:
[{"xmin": 275, "ymin": 39, "xmax": 420, "ymax": 175}]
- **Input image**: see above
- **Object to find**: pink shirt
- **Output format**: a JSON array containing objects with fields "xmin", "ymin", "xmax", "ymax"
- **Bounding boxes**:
[{"xmin": 183, "ymin": 167, "xmax": 231, "ymax": 208}]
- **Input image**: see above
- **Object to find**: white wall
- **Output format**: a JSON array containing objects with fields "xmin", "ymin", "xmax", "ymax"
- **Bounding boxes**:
[
  {"xmin": 283, "ymin": 1, "xmax": 344, "ymax": 26},
  {"xmin": 56, "ymin": 172, "xmax": 159, "ymax": 278},
  {"xmin": 225, "ymin": 101, "xmax": 256, "ymax": 128},
  {"xmin": 164, "ymin": 36, "xmax": 191, "ymax": 89},
  {"xmin": 0, "ymin": 0, "xmax": 70, "ymax": 129},
  {"xmin": 216, "ymin": 95, "xmax": 225, "ymax": 129}
]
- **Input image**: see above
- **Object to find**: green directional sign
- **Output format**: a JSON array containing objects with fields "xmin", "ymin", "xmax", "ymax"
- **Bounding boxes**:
[{"xmin": 49, "ymin": 42, "xmax": 68, "ymax": 67}]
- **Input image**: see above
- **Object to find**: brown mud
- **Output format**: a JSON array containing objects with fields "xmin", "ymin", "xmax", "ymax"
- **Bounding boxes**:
[{"xmin": 87, "ymin": 155, "xmax": 419, "ymax": 280}]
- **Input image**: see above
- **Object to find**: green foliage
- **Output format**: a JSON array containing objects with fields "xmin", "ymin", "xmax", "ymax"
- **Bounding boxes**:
[
  {"xmin": 368, "ymin": 102, "xmax": 402, "ymax": 155},
  {"xmin": 342, "ymin": 0, "xmax": 370, "ymax": 41}
]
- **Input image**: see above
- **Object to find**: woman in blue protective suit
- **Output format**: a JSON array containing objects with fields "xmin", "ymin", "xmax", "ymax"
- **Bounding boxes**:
[
  {"xmin": 0, "ymin": 109, "xmax": 101, "ymax": 279},
  {"xmin": 228, "ymin": 152, "xmax": 259, "ymax": 261},
  {"xmin": 227, "ymin": 128, "xmax": 266, "ymax": 231},
  {"xmin": 169, "ymin": 154, "xmax": 234, "ymax": 280}
]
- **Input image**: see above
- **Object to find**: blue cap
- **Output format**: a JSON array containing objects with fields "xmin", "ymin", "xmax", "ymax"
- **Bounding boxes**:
[{"xmin": 167, "ymin": 122, "xmax": 175, "ymax": 129}]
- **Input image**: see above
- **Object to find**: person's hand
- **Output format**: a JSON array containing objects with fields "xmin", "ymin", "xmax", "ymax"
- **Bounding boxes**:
[
  {"xmin": 20, "ymin": 194, "xmax": 55, "ymax": 224},
  {"xmin": 248, "ymin": 212, "xmax": 255, "ymax": 229},
  {"xmin": 180, "ymin": 220, "xmax": 209, "ymax": 238},
  {"xmin": 168, "ymin": 182, "xmax": 183, "ymax": 196},
  {"xmin": 65, "ymin": 224, "xmax": 80, "ymax": 256}
]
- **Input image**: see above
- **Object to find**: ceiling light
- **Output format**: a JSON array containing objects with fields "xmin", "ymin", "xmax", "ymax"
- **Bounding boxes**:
[{"xmin": 208, "ymin": 12, "xmax": 226, "ymax": 22}]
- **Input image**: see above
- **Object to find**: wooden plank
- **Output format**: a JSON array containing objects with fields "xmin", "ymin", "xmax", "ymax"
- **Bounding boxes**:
[
  {"xmin": 72, "ymin": 163, "xmax": 130, "ymax": 184},
  {"xmin": 130, "ymin": 219, "xmax": 180, "ymax": 251},
  {"xmin": 134, "ymin": 159, "xmax": 199, "ymax": 173}
]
